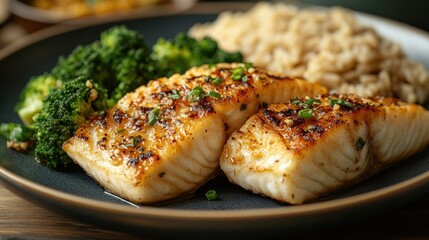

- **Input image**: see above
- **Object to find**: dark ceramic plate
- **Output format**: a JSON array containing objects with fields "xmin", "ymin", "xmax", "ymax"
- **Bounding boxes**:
[{"xmin": 1, "ymin": 2, "xmax": 429, "ymax": 240}]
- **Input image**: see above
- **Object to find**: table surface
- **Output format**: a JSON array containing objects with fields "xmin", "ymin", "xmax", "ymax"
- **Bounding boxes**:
[{"xmin": 2, "ymin": 184, "xmax": 429, "ymax": 239}]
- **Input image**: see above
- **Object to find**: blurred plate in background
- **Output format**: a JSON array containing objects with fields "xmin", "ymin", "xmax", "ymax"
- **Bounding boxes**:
[
  {"xmin": 0, "ymin": 1, "xmax": 10, "ymax": 26},
  {"xmin": 9, "ymin": 0, "xmax": 196, "ymax": 32}
]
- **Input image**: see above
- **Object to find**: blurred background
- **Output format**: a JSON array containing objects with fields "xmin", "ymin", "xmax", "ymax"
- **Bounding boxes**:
[
  {"xmin": 1, "ymin": 0, "xmax": 428, "ymax": 49},
  {"xmin": 299, "ymin": 0, "xmax": 429, "ymax": 32}
]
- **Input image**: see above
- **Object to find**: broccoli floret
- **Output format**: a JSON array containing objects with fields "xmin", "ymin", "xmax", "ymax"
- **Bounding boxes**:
[
  {"xmin": 26, "ymin": 25, "xmax": 153, "ymax": 111},
  {"xmin": 151, "ymin": 38, "xmax": 192, "ymax": 77},
  {"xmin": 14, "ymin": 74, "xmax": 62, "ymax": 126},
  {"xmin": 99, "ymin": 25, "xmax": 153, "ymax": 105},
  {"xmin": 7, "ymin": 26, "xmax": 246, "ymax": 170},
  {"xmin": 9, "ymin": 26, "xmax": 155, "ymax": 169},
  {"xmin": 15, "ymin": 43, "xmax": 111, "ymax": 127},
  {"xmin": 151, "ymin": 33, "xmax": 243, "ymax": 78},
  {"xmin": 51, "ymin": 43, "xmax": 114, "ymax": 88},
  {"xmin": 99, "ymin": 25, "xmax": 150, "ymax": 66},
  {"xmin": 0, "ymin": 123, "xmax": 36, "ymax": 142},
  {"xmin": 107, "ymin": 49, "xmax": 150, "ymax": 105},
  {"xmin": 0, "ymin": 123, "xmax": 36, "ymax": 153},
  {"xmin": 33, "ymin": 78, "xmax": 108, "ymax": 169}
]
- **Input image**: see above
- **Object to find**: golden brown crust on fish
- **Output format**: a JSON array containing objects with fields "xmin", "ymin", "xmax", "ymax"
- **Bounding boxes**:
[
  {"xmin": 220, "ymin": 94, "xmax": 429, "ymax": 204},
  {"xmin": 63, "ymin": 63, "xmax": 327, "ymax": 204}
]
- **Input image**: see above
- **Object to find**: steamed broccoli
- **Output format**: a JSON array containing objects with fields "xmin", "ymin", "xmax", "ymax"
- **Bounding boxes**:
[
  {"xmin": 33, "ymin": 78, "xmax": 108, "ymax": 169},
  {"xmin": 0, "ymin": 123, "xmax": 36, "ymax": 152},
  {"xmin": 14, "ymin": 42, "xmax": 109, "ymax": 128},
  {"xmin": 99, "ymin": 25, "xmax": 153, "ymax": 105},
  {"xmin": 151, "ymin": 33, "xmax": 243, "ymax": 78},
  {"xmin": 51, "ymin": 43, "xmax": 114, "ymax": 88},
  {"xmin": 0, "ymin": 123, "xmax": 35, "ymax": 142},
  {"xmin": 14, "ymin": 74, "xmax": 62, "ymax": 126},
  {"xmin": 14, "ymin": 25, "xmax": 153, "ymax": 127},
  {"xmin": 108, "ymin": 49, "xmax": 151, "ymax": 105},
  {"xmin": 6, "ymin": 25, "xmax": 247, "ymax": 170},
  {"xmin": 9, "ymin": 25, "xmax": 154, "ymax": 169},
  {"xmin": 99, "ymin": 25, "xmax": 150, "ymax": 66},
  {"xmin": 51, "ymin": 25, "xmax": 155, "ymax": 102}
]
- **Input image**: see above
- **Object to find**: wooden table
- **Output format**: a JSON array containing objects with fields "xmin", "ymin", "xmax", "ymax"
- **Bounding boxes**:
[
  {"xmin": 0, "ymin": 186, "xmax": 149, "ymax": 240},
  {"xmin": 2, "ymin": 184, "xmax": 429, "ymax": 239}
]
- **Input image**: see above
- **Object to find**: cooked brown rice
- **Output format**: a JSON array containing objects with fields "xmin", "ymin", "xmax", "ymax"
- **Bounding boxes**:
[{"xmin": 188, "ymin": 2, "xmax": 429, "ymax": 104}]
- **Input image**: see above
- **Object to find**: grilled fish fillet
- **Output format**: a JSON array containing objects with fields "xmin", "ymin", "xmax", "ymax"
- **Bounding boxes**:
[
  {"xmin": 62, "ymin": 63, "xmax": 327, "ymax": 204},
  {"xmin": 220, "ymin": 94, "xmax": 429, "ymax": 204}
]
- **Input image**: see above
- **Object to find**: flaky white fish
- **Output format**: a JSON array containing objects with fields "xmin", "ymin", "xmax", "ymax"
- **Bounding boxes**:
[
  {"xmin": 220, "ymin": 94, "xmax": 429, "ymax": 204},
  {"xmin": 63, "ymin": 63, "xmax": 327, "ymax": 204}
]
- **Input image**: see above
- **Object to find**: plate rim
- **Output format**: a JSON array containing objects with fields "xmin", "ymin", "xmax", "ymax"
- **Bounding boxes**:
[
  {"xmin": 2, "ymin": 162, "xmax": 429, "ymax": 236},
  {"xmin": 2, "ymin": 0, "xmax": 429, "ymax": 234}
]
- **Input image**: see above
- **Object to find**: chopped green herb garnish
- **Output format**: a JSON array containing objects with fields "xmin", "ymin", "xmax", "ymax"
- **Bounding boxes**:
[
  {"xmin": 212, "ymin": 77, "xmax": 222, "ymax": 85},
  {"xmin": 292, "ymin": 97, "xmax": 320, "ymax": 108},
  {"xmin": 148, "ymin": 108, "xmax": 161, "ymax": 126},
  {"xmin": 292, "ymin": 97, "xmax": 320, "ymax": 119},
  {"xmin": 132, "ymin": 136, "xmax": 139, "ymax": 147},
  {"xmin": 116, "ymin": 129, "xmax": 125, "ymax": 134},
  {"xmin": 189, "ymin": 86, "xmax": 221, "ymax": 101},
  {"xmin": 124, "ymin": 136, "xmax": 141, "ymax": 148},
  {"xmin": 206, "ymin": 75, "xmax": 223, "ymax": 85},
  {"xmin": 169, "ymin": 90, "xmax": 181, "ymax": 99},
  {"xmin": 298, "ymin": 108, "xmax": 313, "ymax": 119},
  {"xmin": 193, "ymin": 86, "xmax": 204, "ymax": 92},
  {"xmin": 305, "ymin": 98, "xmax": 321, "ymax": 108},
  {"xmin": 291, "ymin": 97, "xmax": 302, "ymax": 105},
  {"xmin": 205, "ymin": 189, "xmax": 218, "ymax": 201},
  {"xmin": 207, "ymin": 90, "xmax": 221, "ymax": 99},
  {"xmin": 189, "ymin": 86, "xmax": 204, "ymax": 101},
  {"xmin": 329, "ymin": 99, "xmax": 353, "ymax": 108},
  {"xmin": 231, "ymin": 67, "xmax": 245, "ymax": 81}
]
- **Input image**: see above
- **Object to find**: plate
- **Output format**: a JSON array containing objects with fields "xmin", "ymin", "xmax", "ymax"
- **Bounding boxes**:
[{"xmin": 1, "ymin": 2, "xmax": 429, "ymax": 239}]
